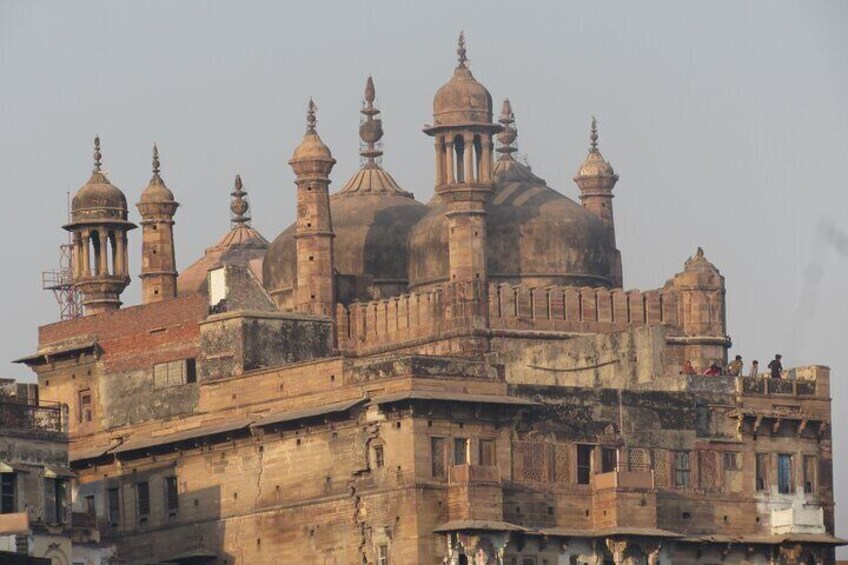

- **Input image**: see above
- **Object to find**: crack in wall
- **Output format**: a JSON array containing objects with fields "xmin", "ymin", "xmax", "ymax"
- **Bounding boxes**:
[{"xmin": 350, "ymin": 421, "xmax": 381, "ymax": 562}]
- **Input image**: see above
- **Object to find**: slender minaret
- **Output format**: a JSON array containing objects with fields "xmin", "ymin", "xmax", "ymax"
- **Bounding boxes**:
[
  {"xmin": 289, "ymin": 99, "xmax": 337, "ymax": 316},
  {"xmin": 574, "ymin": 117, "xmax": 622, "ymax": 287},
  {"xmin": 424, "ymin": 32, "xmax": 500, "ymax": 284},
  {"xmin": 65, "ymin": 137, "xmax": 136, "ymax": 315},
  {"xmin": 137, "ymin": 144, "xmax": 179, "ymax": 303}
]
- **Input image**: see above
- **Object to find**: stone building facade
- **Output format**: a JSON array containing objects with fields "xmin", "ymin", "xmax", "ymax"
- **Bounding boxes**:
[{"xmin": 17, "ymin": 34, "xmax": 841, "ymax": 564}]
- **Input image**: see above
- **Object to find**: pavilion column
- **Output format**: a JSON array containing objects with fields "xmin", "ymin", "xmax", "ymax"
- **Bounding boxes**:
[{"xmin": 463, "ymin": 133, "xmax": 474, "ymax": 183}]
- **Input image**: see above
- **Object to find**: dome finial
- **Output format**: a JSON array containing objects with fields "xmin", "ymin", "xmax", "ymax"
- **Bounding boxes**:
[
  {"xmin": 306, "ymin": 98, "xmax": 317, "ymax": 134},
  {"xmin": 496, "ymin": 98, "xmax": 518, "ymax": 161},
  {"xmin": 590, "ymin": 116, "xmax": 599, "ymax": 151},
  {"xmin": 230, "ymin": 174, "xmax": 251, "ymax": 227},
  {"xmin": 152, "ymin": 143, "xmax": 160, "ymax": 175},
  {"xmin": 93, "ymin": 135, "xmax": 102, "ymax": 172},
  {"xmin": 359, "ymin": 75, "xmax": 384, "ymax": 165},
  {"xmin": 456, "ymin": 31, "xmax": 468, "ymax": 68}
]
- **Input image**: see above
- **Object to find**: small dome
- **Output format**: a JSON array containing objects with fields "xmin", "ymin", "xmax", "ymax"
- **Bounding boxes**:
[
  {"xmin": 575, "ymin": 118, "xmax": 617, "ymax": 179},
  {"xmin": 139, "ymin": 175, "xmax": 175, "ymax": 203},
  {"xmin": 576, "ymin": 150, "xmax": 616, "ymax": 178},
  {"xmin": 139, "ymin": 144, "xmax": 175, "ymax": 203},
  {"xmin": 72, "ymin": 171, "xmax": 128, "ymax": 219},
  {"xmin": 431, "ymin": 34, "xmax": 493, "ymax": 127},
  {"xmin": 291, "ymin": 131, "xmax": 333, "ymax": 162},
  {"xmin": 178, "ymin": 176, "xmax": 269, "ymax": 297},
  {"xmin": 290, "ymin": 99, "xmax": 334, "ymax": 163},
  {"xmin": 70, "ymin": 137, "xmax": 129, "ymax": 223}
]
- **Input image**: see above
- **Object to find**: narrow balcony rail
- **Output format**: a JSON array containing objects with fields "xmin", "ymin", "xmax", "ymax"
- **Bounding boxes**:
[{"xmin": 0, "ymin": 400, "xmax": 65, "ymax": 433}]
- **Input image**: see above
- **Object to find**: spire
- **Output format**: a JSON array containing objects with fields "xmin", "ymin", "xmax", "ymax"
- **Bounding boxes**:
[
  {"xmin": 590, "ymin": 116, "xmax": 599, "ymax": 152},
  {"xmin": 230, "ymin": 174, "xmax": 251, "ymax": 227},
  {"xmin": 306, "ymin": 98, "xmax": 317, "ymax": 134},
  {"xmin": 93, "ymin": 136, "xmax": 102, "ymax": 172},
  {"xmin": 152, "ymin": 143, "xmax": 161, "ymax": 175},
  {"xmin": 359, "ymin": 75, "xmax": 384, "ymax": 165},
  {"xmin": 496, "ymin": 98, "xmax": 518, "ymax": 160},
  {"xmin": 456, "ymin": 31, "xmax": 468, "ymax": 68}
]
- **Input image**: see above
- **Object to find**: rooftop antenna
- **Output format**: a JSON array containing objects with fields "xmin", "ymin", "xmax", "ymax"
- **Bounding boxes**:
[{"xmin": 42, "ymin": 191, "xmax": 83, "ymax": 319}]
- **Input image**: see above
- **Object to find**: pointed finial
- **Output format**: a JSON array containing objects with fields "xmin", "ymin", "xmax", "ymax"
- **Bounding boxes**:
[
  {"xmin": 590, "ymin": 116, "xmax": 599, "ymax": 151},
  {"xmin": 306, "ymin": 98, "xmax": 317, "ymax": 134},
  {"xmin": 456, "ymin": 31, "xmax": 468, "ymax": 68},
  {"xmin": 496, "ymin": 98, "xmax": 518, "ymax": 160},
  {"xmin": 93, "ymin": 136, "xmax": 102, "ymax": 172},
  {"xmin": 696, "ymin": 246, "xmax": 704, "ymax": 258},
  {"xmin": 359, "ymin": 76, "xmax": 384, "ymax": 164},
  {"xmin": 152, "ymin": 143, "xmax": 160, "ymax": 175},
  {"xmin": 365, "ymin": 75, "xmax": 375, "ymax": 105},
  {"xmin": 230, "ymin": 174, "xmax": 250, "ymax": 227}
]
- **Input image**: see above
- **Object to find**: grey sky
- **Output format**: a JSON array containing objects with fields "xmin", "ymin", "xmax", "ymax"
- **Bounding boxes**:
[{"xmin": 1, "ymin": 0, "xmax": 847, "ymax": 549}]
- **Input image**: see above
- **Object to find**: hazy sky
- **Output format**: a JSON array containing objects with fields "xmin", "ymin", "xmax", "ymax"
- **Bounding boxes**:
[{"xmin": 2, "ymin": 0, "xmax": 847, "ymax": 549}]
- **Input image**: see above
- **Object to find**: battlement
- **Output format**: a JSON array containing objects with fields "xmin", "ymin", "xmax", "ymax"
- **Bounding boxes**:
[
  {"xmin": 488, "ymin": 283, "xmax": 678, "ymax": 331},
  {"xmin": 335, "ymin": 282, "xmax": 687, "ymax": 354}
]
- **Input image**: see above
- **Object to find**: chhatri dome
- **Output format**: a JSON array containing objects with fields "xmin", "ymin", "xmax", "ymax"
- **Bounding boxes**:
[
  {"xmin": 408, "ymin": 38, "xmax": 617, "ymax": 290},
  {"xmin": 71, "ymin": 136, "xmax": 130, "ymax": 224},
  {"xmin": 263, "ymin": 81, "xmax": 428, "ymax": 307}
]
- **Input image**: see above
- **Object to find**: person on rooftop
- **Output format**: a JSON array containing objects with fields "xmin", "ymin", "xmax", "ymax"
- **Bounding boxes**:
[
  {"xmin": 703, "ymin": 363, "xmax": 722, "ymax": 376},
  {"xmin": 768, "ymin": 354, "xmax": 783, "ymax": 379},
  {"xmin": 727, "ymin": 355, "xmax": 743, "ymax": 376},
  {"xmin": 750, "ymin": 360, "xmax": 760, "ymax": 378},
  {"xmin": 681, "ymin": 360, "xmax": 697, "ymax": 375}
]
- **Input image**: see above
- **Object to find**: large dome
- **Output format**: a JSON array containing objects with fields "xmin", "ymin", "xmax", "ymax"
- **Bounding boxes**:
[
  {"xmin": 408, "ymin": 159, "xmax": 615, "ymax": 290},
  {"xmin": 263, "ymin": 169, "xmax": 428, "ymax": 308}
]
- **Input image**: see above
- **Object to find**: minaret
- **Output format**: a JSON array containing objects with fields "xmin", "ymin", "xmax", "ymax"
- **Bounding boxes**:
[
  {"xmin": 574, "ymin": 117, "xmax": 622, "ymax": 287},
  {"xmin": 137, "ymin": 144, "xmax": 179, "ymax": 303},
  {"xmin": 424, "ymin": 32, "xmax": 501, "ymax": 284},
  {"xmin": 289, "ymin": 99, "xmax": 337, "ymax": 316},
  {"xmin": 64, "ymin": 137, "xmax": 136, "ymax": 315}
]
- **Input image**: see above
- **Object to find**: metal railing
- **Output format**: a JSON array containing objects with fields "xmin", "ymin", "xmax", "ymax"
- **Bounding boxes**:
[{"xmin": 0, "ymin": 400, "xmax": 65, "ymax": 433}]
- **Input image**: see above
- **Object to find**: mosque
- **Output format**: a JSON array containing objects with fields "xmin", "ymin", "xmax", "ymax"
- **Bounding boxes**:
[{"xmin": 17, "ymin": 34, "xmax": 840, "ymax": 564}]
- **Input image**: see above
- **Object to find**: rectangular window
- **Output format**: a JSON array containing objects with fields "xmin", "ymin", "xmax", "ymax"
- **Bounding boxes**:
[
  {"xmin": 522, "ymin": 558, "xmax": 537, "ymax": 565},
  {"xmin": 803, "ymin": 455, "xmax": 817, "ymax": 493},
  {"xmin": 431, "ymin": 437, "xmax": 446, "ymax": 479},
  {"xmin": 84, "ymin": 495, "xmax": 95, "ymax": 518},
  {"xmin": 577, "ymin": 445, "xmax": 594, "ymax": 485},
  {"xmin": 165, "ymin": 477, "xmax": 179, "ymax": 514},
  {"xmin": 674, "ymin": 451, "xmax": 690, "ymax": 488},
  {"xmin": 186, "ymin": 358, "xmax": 197, "ymax": 383},
  {"xmin": 378, "ymin": 544, "xmax": 389, "ymax": 565},
  {"xmin": 374, "ymin": 446, "xmax": 385, "ymax": 468},
  {"xmin": 1, "ymin": 473, "xmax": 15, "ymax": 513},
  {"xmin": 723, "ymin": 452, "xmax": 740, "ymax": 471},
  {"xmin": 136, "ymin": 482, "xmax": 150, "ymax": 519},
  {"xmin": 79, "ymin": 389, "xmax": 92, "ymax": 423},
  {"xmin": 601, "ymin": 447, "xmax": 618, "ymax": 473},
  {"xmin": 107, "ymin": 487, "xmax": 120, "ymax": 527},
  {"xmin": 778, "ymin": 454, "xmax": 793, "ymax": 494},
  {"xmin": 454, "ymin": 438, "xmax": 468, "ymax": 466},
  {"xmin": 756, "ymin": 453, "xmax": 769, "ymax": 492},
  {"xmin": 478, "ymin": 439, "xmax": 496, "ymax": 466},
  {"xmin": 43, "ymin": 478, "xmax": 67, "ymax": 524},
  {"xmin": 153, "ymin": 359, "xmax": 196, "ymax": 388}
]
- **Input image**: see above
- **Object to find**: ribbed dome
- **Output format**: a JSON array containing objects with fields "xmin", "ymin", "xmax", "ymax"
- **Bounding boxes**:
[
  {"xmin": 178, "ymin": 176, "xmax": 269, "ymax": 296},
  {"xmin": 408, "ymin": 159, "xmax": 615, "ymax": 290}
]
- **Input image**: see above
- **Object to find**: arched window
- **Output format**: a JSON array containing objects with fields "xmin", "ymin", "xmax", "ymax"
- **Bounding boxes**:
[
  {"xmin": 454, "ymin": 134, "xmax": 465, "ymax": 183},
  {"xmin": 473, "ymin": 134, "xmax": 483, "ymax": 182}
]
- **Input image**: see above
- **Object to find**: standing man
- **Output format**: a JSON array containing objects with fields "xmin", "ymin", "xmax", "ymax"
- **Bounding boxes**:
[
  {"xmin": 727, "ymin": 355, "xmax": 743, "ymax": 376},
  {"xmin": 768, "ymin": 354, "xmax": 783, "ymax": 379}
]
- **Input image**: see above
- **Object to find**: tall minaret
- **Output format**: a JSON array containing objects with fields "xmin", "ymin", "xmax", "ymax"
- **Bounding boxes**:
[
  {"xmin": 65, "ymin": 137, "xmax": 136, "ymax": 315},
  {"xmin": 289, "ymin": 99, "xmax": 337, "ymax": 316},
  {"xmin": 424, "ymin": 32, "xmax": 501, "ymax": 284},
  {"xmin": 574, "ymin": 118, "xmax": 622, "ymax": 287},
  {"xmin": 137, "ymin": 144, "xmax": 179, "ymax": 303}
]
